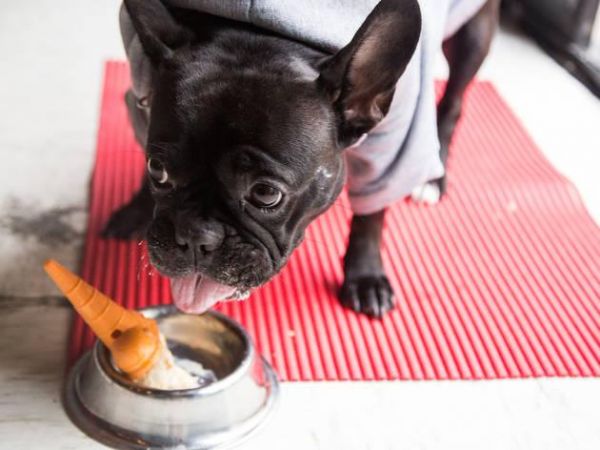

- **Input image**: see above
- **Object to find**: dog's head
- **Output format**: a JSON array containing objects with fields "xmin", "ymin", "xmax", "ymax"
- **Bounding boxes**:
[{"xmin": 124, "ymin": 0, "xmax": 421, "ymax": 312}]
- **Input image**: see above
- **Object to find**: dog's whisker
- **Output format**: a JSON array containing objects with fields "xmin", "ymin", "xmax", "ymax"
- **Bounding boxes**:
[
  {"xmin": 327, "ymin": 200, "xmax": 354, "ymax": 213},
  {"xmin": 137, "ymin": 247, "xmax": 153, "ymax": 281},
  {"xmin": 148, "ymin": 142, "xmax": 177, "ymax": 153},
  {"xmin": 137, "ymin": 259, "xmax": 146, "ymax": 280},
  {"xmin": 301, "ymin": 236, "xmax": 337, "ymax": 248}
]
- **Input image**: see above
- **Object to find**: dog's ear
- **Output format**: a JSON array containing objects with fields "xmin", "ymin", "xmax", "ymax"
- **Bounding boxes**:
[
  {"xmin": 124, "ymin": 0, "xmax": 193, "ymax": 65},
  {"xmin": 318, "ymin": 0, "xmax": 422, "ymax": 147}
]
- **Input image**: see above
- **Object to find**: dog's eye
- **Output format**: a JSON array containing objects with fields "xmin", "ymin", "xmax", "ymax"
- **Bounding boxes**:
[
  {"xmin": 249, "ymin": 183, "xmax": 282, "ymax": 209},
  {"xmin": 147, "ymin": 158, "xmax": 169, "ymax": 184}
]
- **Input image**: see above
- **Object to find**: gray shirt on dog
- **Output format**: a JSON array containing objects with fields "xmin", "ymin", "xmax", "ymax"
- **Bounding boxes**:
[{"xmin": 121, "ymin": 0, "xmax": 486, "ymax": 214}]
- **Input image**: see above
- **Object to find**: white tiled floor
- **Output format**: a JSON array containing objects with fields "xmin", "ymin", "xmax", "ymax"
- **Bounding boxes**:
[
  {"xmin": 2, "ymin": 305, "xmax": 599, "ymax": 450},
  {"xmin": 472, "ymin": 22, "xmax": 600, "ymax": 223},
  {"xmin": 0, "ymin": 0, "xmax": 123, "ymax": 298},
  {"xmin": 0, "ymin": 1, "xmax": 598, "ymax": 449}
]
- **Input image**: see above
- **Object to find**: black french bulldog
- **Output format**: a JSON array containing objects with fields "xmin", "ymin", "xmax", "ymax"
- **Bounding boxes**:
[{"xmin": 104, "ymin": 0, "xmax": 499, "ymax": 317}]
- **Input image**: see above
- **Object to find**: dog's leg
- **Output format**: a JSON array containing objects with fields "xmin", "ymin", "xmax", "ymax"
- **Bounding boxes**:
[
  {"xmin": 102, "ymin": 177, "xmax": 154, "ymax": 239},
  {"xmin": 102, "ymin": 89, "xmax": 154, "ymax": 239},
  {"xmin": 412, "ymin": 0, "xmax": 500, "ymax": 203},
  {"xmin": 340, "ymin": 210, "xmax": 394, "ymax": 318}
]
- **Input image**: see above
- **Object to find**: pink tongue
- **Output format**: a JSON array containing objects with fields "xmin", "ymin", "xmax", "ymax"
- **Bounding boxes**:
[{"xmin": 170, "ymin": 273, "xmax": 237, "ymax": 314}]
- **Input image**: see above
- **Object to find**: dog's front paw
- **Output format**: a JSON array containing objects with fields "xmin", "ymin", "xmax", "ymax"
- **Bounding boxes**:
[
  {"xmin": 339, "ymin": 274, "xmax": 394, "ymax": 318},
  {"xmin": 101, "ymin": 200, "xmax": 152, "ymax": 240},
  {"xmin": 410, "ymin": 178, "xmax": 445, "ymax": 205}
]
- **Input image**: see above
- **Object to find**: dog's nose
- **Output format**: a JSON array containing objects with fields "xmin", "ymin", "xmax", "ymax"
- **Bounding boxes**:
[{"xmin": 175, "ymin": 217, "xmax": 225, "ymax": 253}]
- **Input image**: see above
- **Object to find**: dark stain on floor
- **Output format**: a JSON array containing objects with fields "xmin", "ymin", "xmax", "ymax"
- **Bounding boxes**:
[{"xmin": 1, "ymin": 205, "xmax": 84, "ymax": 246}]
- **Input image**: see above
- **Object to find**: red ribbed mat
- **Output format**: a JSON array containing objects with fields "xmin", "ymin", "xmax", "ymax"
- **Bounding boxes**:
[{"xmin": 68, "ymin": 61, "xmax": 600, "ymax": 380}]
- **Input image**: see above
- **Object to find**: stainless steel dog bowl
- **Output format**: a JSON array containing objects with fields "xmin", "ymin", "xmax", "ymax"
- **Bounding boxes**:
[{"xmin": 63, "ymin": 306, "xmax": 279, "ymax": 449}]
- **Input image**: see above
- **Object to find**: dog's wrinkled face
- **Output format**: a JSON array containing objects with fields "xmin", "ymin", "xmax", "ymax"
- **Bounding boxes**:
[
  {"xmin": 124, "ymin": 0, "xmax": 421, "ymax": 312},
  {"xmin": 145, "ymin": 50, "xmax": 344, "ymax": 311}
]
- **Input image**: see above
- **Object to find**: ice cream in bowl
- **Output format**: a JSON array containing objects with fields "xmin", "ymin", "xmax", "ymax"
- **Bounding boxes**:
[{"xmin": 43, "ymin": 259, "xmax": 279, "ymax": 449}]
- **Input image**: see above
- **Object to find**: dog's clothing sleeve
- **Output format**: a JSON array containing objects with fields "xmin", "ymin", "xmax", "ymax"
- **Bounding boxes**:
[{"xmin": 121, "ymin": 0, "xmax": 486, "ymax": 214}]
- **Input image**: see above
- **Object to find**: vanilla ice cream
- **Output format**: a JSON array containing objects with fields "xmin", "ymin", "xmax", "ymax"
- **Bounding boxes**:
[{"xmin": 135, "ymin": 335, "xmax": 216, "ymax": 390}]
